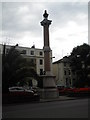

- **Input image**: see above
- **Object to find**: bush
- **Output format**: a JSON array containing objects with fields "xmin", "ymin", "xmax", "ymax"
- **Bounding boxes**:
[
  {"xmin": 67, "ymin": 87, "xmax": 90, "ymax": 97},
  {"xmin": 58, "ymin": 87, "xmax": 90, "ymax": 97}
]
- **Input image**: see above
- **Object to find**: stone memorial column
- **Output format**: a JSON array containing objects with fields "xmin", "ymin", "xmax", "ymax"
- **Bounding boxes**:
[{"xmin": 40, "ymin": 10, "xmax": 59, "ymax": 98}]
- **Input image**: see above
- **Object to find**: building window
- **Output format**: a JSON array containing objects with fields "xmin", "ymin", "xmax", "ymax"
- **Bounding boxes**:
[
  {"xmin": 72, "ymin": 70, "xmax": 75, "ymax": 75},
  {"xmin": 64, "ymin": 70, "xmax": 66, "ymax": 75},
  {"xmin": 21, "ymin": 50, "xmax": 26, "ymax": 54},
  {"xmin": 31, "ymin": 51, "xmax": 34, "ymax": 55},
  {"xmin": 40, "ymin": 51, "xmax": 43, "ymax": 56},
  {"xmin": 73, "ymin": 72, "xmax": 75, "ymax": 75},
  {"xmin": 66, "ymin": 78, "xmax": 68, "ymax": 86},
  {"xmin": 40, "ymin": 69, "xmax": 43, "ymax": 75},
  {"xmin": 64, "ymin": 63, "xmax": 66, "ymax": 66},
  {"xmin": 69, "ymin": 70, "xmax": 71, "ymax": 75},
  {"xmin": 6, "ymin": 48, "xmax": 9, "ymax": 54},
  {"xmin": 73, "ymin": 78, "xmax": 75, "ymax": 81},
  {"xmin": 69, "ymin": 79, "xmax": 71, "ymax": 85},
  {"xmin": 40, "ymin": 59, "xmax": 43, "ymax": 65}
]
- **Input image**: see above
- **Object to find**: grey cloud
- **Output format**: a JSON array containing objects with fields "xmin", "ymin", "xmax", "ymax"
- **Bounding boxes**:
[
  {"xmin": 43, "ymin": 2, "xmax": 87, "ymax": 27},
  {"xmin": 2, "ymin": 2, "xmax": 87, "ymax": 31},
  {"xmin": 55, "ymin": 37, "xmax": 67, "ymax": 42},
  {"xmin": 2, "ymin": 2, "xmax": 42, "ymax": 37},
  {"xmin": 0, "ymin": 3, "xmax": 2, "ymax": 31},
  {"xmin": 2, "ymin": 2, "xmax": 88, "ymax": 44}
]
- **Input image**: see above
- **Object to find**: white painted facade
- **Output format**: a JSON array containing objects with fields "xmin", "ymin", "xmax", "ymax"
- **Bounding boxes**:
[{"xmin": 53, "ymin": 57, "xmax": 76, "ymax": 87}]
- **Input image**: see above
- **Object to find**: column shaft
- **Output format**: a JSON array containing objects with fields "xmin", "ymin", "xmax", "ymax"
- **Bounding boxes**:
[{"xmin": 44, "ymin": 25, "xmax": 49, "ymax": 46}]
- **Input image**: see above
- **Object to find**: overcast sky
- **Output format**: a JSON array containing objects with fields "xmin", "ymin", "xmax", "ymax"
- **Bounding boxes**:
[{"xmin": 0, "ymin": 1, "xmax": 89, "ymax": 62}]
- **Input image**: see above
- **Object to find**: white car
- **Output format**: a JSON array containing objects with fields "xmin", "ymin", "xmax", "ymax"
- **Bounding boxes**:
[{"xmin": 9, "ymin": 86, "xmax": 34, "ymax": 93}]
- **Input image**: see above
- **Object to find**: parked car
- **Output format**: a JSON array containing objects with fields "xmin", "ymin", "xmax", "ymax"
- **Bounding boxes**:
[
  {"xmin": 9, "ymin": 86, "xmax": 34, "ymax": 93},
  {"xmin": 9, "ymin": 86, "xmax": 39, "ymax": 98},
  {"xmin": 2, "ymin": 86, "xmax": 40, "ymax": 104},
  {"xmin": 9, "ymin": 86, "xmax": 24, "ymax": 91}
]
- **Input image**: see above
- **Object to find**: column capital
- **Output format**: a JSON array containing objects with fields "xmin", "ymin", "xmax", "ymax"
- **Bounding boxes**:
[{"xmin": 40, "ymin": 19, "xmax": 52, "ymax": 26}]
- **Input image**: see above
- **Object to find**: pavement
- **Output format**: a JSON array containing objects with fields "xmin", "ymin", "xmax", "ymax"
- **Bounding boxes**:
[
  {"xmin": 3, "ymin": 95, "xmax": 88, "ymax": 106},
  {"xmin": 40, "ymin": 95, "xmax": 77, "ymax": 103}
]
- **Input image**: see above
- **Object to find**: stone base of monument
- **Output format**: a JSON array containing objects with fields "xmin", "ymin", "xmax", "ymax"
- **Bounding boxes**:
[
  {"xmin": 39, "ymin": 88, "xmax": 59, "ymax": 99},
  {"xmin": 38, "ymin": 75, "xmax": 59, "ymax": 99}
]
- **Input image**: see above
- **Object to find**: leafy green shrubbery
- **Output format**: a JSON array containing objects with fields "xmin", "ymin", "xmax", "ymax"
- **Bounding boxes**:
[{"xmin": 2, "ymin": 44, "xmax": 40, "ymax": 93}]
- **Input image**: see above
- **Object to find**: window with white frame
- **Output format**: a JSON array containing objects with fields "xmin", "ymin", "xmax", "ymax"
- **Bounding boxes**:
[
  {"xmin": 31, "ymin": 50, "xmax": 34, "ymax": 55},
  {"xmin": 40, "ymin": 59, "xmax": 43, "ymax": 65}
]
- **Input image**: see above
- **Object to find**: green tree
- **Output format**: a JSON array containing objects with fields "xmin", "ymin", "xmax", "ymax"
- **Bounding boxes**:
[
  {"xmin": 69, "ymin": 43, "xmax": 90, "ymax": 87},
  {"xmin": 2, "ymin": 44, "xmax": 40, "ymax": 93}
]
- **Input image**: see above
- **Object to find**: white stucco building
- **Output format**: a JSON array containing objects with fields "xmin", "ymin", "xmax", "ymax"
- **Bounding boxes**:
[{"xmin": 53, "ymin": 56, "xmax": 77, "ymax": 88}]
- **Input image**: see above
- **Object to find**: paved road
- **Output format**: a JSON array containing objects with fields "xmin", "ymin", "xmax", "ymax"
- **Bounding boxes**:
[{"xmin": 2, "ymin": 98, "xmax": 88, "ymax": 118}]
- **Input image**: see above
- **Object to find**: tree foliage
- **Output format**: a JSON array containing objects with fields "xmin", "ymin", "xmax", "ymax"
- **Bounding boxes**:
[
  {"xmin": 2, "ymin": 44, "xmax": 40, "ymax": 93},
  {"xmin": 69, "ymin": 43, "xmax": 90, "ymax": 87}
]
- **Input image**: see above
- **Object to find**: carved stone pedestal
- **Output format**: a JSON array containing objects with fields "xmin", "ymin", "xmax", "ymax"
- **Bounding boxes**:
[{"xmin": 39, "ymin": 75, "xmax": 59, "ymax": 99}]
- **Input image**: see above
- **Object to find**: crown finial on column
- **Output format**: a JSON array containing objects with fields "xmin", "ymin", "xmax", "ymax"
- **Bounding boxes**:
[{"xmin": 43, "ymin": 10, "xmax": 48, "ymax": 19}]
